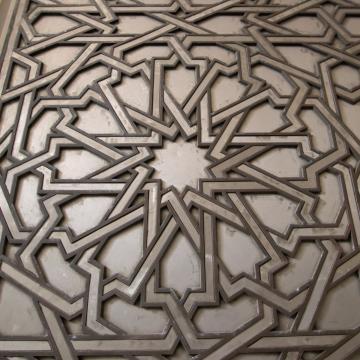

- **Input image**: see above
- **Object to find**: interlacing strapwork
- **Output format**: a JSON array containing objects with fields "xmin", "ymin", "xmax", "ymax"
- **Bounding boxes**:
[{"xmin": 0, "ymin": 0, "xmax": 360, "ymax": 358}]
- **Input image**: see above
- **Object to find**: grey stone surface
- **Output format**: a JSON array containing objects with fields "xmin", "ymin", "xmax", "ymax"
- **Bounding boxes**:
[{"xmin": 0, "ymin": 0, "xmax": 360, "ymax": 359}]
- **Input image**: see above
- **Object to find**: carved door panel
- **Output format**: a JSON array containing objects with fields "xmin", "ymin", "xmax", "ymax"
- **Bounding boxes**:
[{"xmin": 0, "ymin": 0, "xmax": 360, "ymax": 359}]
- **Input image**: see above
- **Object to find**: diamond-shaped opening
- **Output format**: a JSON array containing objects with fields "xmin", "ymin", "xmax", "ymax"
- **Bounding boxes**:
[
  {"xmin": 251, "ymin": 147, "xmax": 308, "ymax": 178},
  {"xmin": 75, "ymin": 102, "xmax": 124, "ymax": 135},
  {"xmin": 52, "ymin": 148, "xmax": 108, "ymax": 179},
  {"xmin": 211, "ymin": 74, "xmax": 246, "ymax": 112},
  {"xmin": 276, "ymin": 46, "xmax": 323, "ymax": 74},
  {"xmin": 61, "ymin": 195, "xmax": 115, "ymax": 236},
  {"xmin": 243, "ymin": 194, "xmax": 302, "ymax": 235},
  {"xmin": 238, "ymin": 102, "xmax": 286, "ymax": 133},
  {"xmin": 160, "ymin": 230, "xmax": 201, "ymax": 298},
  {"xmin": 165, "ymin": 63, "xmax": 196, "ymax": 105},
  {"xmin": 97, "ymin": 221, "xmax": 144, "ymax": 279},
  {"xmin": 217, "ymin": 220, "xmax": 266, "ymax": 278},
  {"xmin": 114, "ymin": 74, "xmax": 150, "ymax": 113}
]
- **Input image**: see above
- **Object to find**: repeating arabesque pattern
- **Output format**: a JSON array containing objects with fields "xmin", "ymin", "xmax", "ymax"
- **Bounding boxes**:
[{"xmin": 0, "ymin": 0, "xmax": 360, "ymax": 359}]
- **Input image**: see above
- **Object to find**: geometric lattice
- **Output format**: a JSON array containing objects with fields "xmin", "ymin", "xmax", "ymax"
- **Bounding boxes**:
[{"xmin": 0, "ymin": 0, "xmax": 360, "ymax": 358}]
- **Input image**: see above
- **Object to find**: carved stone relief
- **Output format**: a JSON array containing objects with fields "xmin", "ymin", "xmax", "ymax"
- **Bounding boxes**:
[{"xmin": 0, "ymin": 0, "xmax": 360, "ymax": 359}]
